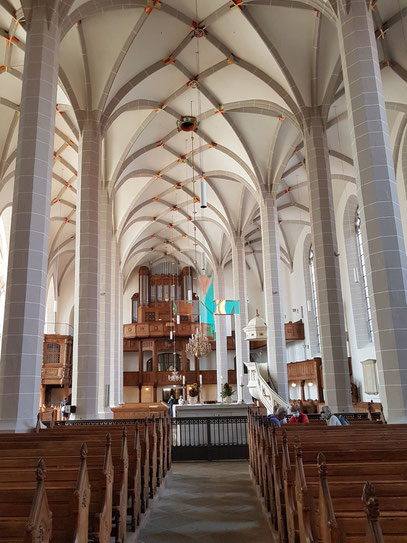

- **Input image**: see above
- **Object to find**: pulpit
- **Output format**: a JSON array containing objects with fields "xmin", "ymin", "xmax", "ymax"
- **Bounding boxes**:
[{"xmin": 42, "ymin": 334, "xmax": 73, "ymax": 386}]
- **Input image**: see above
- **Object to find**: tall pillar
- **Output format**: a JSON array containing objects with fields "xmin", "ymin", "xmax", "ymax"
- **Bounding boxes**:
[
  {"xmin": 98, "ymin": 190, "xmax": 113, "ymax": 417},
  {"xmin": 338, "ymin": 0, "xmax": 407, "ymax": 422},
  {"xmin": 152, "ymin": 337, "xmax": 158, "ymax": 403},
  {"xmin": 110, "ymin": 239, "xmax": 120, "ymax": 407},
  {"xmin": 232, "ymin": 234, "xmax": 251, "ymax": 402},
  {"xmin": 214, "ymin": 266, "xmax": 228, "ymax": 401},
  {"xmin": 303, "ymin": 110, "xmax": 353, "ymax": 413},
  {"xmin": 0, "ymin": 4, "xmax": 60, "ymax": 431},
  {"xmin": 71, "ymin": 113, "xmax": 101, "ymax": 419},
  {"xmin": 118, "ymin": 266, "xmax": 124, "ymax": 405},
  {"xmin": 260, "ymin": 193, "xmax": 289, "ymax": 400}
]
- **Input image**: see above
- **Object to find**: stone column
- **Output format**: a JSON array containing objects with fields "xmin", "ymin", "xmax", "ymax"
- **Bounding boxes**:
[
  {"xmin": 138, "ymin": 340, "xmax": 143, "ymax": 390},
  {"xmin": 98, "ymin": 190, "xmax": 113, "ymax": 417},
  {"xmin": 71, "ymin": 113, "xmax": 101, "ymax": 419},
  {"xmin": 214, "ymin": 266, "xmax": 228, "ymax": 402},
  {"xmin": 110, "ymin": 239, "xmax": 121, "ymax": 407},
  {"xmin": 0, "ymin": 4, "xmax": 60, "ymax": 431},
  {"xmin": 260, "ymin": 193, "xmax": 289, "ymax": 400},
  {"xmin": 338, "ymin": 0, "xmax": 407, "ymax": 423},
  {"xmin": 118, "ymin": 266, "xmax": 124, "ymax": 405},
  {"xmin": 303, "ymin": 110, "xmax": 353, "ymax": 413},
  {"xmin": 232, "ymin": 234, "xmax": 251, "ymax": 402}
]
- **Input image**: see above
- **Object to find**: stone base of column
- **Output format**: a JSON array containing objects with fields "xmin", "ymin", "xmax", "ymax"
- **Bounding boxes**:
[
  {"xmin": 70, "ymin": 410, "xmax": 103, "ymax": 421},
  {"xmin": 242, "ymin": 376, "xmax": 253, "ymax": 404},
  {"xmin": 385, "ymin": 412, "xmax": 407, "ymax": 424},
  {"xmin": 98, "ymin": 408, "xmax": 114, "ymax": 419},
  {"xmin": 0, "ymin": 418, "xmax": 38, "ymax": 433}
]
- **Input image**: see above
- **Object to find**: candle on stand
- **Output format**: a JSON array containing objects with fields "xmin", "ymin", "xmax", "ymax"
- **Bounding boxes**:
[
  {"xmin": 182, "ymin": 375, "xmax": 185, "ymax": 385},
  {"xmin": 199, "ymin": 374, "xmax": 203, "ymax": 386}
]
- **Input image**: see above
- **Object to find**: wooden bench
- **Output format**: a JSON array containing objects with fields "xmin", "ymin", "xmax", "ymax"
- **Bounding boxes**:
[
  {"xmin": 41, "ymin": 419, "xmax": 155, "ymax": 523},
  {"xmin": 0, "ymin": 430, "xmax": 128, "ymax": 542},
  {"xmin": 248, "ymin": 412, "xmax": 407, "ymax": 543},
  {"xmin": 0, "ymin": 459, "xmax": 52, "ymax": 543},
  {"xmin": 0, "ymin": 444, "xmax": 90, "ymax": 543},
  {"xmin": 0, "ymin": 434, "xmax": 113, "ymax": 543}
]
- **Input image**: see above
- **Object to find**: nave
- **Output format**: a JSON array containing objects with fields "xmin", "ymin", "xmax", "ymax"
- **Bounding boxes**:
[{"xmin": 137, "ymin": 461, "xmax": 272, "ymax": 543}]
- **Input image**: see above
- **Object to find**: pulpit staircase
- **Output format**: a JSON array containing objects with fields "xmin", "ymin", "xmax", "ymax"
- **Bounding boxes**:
[{"xmin": 245, "ymin": 361, "xmax": 289, "ymax": 414}]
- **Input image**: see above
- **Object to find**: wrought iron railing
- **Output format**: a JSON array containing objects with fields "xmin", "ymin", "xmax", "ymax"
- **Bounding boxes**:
[{"xmin": 171, "ymin": 416, "xmax": 247, "ymax": 447}]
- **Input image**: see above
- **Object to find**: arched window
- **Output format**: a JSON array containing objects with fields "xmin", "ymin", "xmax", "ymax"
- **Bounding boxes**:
[
  {"xmin": 309, "ymin": 246, "xmax": 321, "ymax": 353},
  {"xmin": 355, "ymin": 208, "xmax": 373, "ymax": 342},
  {"xmin": 146, "ymin": 353, "xmax": 182, "ymax": 372}
]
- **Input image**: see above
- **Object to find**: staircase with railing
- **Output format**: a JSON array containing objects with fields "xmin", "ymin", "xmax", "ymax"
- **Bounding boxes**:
[{"xmin": 245, "ymin": 361, "xmax": 289, "ymax": 414}]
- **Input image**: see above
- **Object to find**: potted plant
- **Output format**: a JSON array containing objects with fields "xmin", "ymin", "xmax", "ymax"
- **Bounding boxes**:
[
  {"xmin": 188, "ymin": 383, "xmax": 200, "ymax": 404},
  {"xmin": 221, "ymin": 382, "xmax": 235, "ymax": 403}
]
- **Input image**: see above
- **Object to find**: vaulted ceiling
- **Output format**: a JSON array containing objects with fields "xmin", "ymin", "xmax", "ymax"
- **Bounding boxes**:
[{"xmin": 0, "ymin": 0, "xmax": 406, "ymax": 291}]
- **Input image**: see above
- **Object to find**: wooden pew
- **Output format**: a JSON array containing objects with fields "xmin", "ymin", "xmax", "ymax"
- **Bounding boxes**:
[
  {"xmin": 0, "ymin": 444, "xmax": 91, "ymax": 543},
  {"xmin": 0, "ymin": 459, "xmax": 52, "ymax": 543},
  {"xmin": 31, "ymin": 419, "xmax": 156, "ymax": 530},
  {"xmin": 0, "ymin": 416, "xmax": 168, "ymax": 540},
  {"xmin": 283, "ymin": 430, "xmax": 407, "ymax": 543},
  {"xmin": 316, "ymin": 454, "xmax": 407, "ymax": 543},
  {"xmin": 248, "ymin": 413, "xmax": 407, "ymax": 543},
  {"xmin": 0, "ymin": 434, "xmax": 113, "ymax": 543},
  {"xmin": 43, "ymin": 420, "xmax": 151, "ymax": 528},
  {"xmin": 1, "ymin": 430, "xmax": 127, "ymax": 543}
]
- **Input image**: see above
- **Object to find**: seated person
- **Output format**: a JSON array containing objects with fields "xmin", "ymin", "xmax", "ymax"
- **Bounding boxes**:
[
  {"xmin": 321, "ymin": 405, "xmax": 341, "ymax": 426},
  {"xmin": 267, "ymin": 406, "xmax": 288, "ymax": 427},
  {"xmin": 289, "ymin": 404, "xmax": 309, "ymax": 424}
]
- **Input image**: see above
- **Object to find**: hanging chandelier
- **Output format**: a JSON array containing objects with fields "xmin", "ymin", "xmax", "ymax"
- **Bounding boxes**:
[
  {"xmin": 168, "ymin": 369, "xmax": 183, "ymax": 383},
  {"xmin": 186, "ymin": 327, "xmax": 212, "ymax": 358}
]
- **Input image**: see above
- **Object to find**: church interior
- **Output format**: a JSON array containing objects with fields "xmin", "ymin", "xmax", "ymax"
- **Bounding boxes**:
[{"xmin": 0, "ymin": 0, "xmax": 406, "ymax": 541}]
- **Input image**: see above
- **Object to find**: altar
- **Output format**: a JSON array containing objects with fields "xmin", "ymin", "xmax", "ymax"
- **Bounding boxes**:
[{"xmin": 173, "ymin": 402, "xmax": 249, "ymax": 418}]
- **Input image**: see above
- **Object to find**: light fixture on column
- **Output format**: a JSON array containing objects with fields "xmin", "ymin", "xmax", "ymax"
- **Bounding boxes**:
[
  {"xmin": 177, "ymin": 0, "xmax": 208, "ymax": 219},
  {"xmin": 200, "ymin": 175, "xmax": 207, "ymax": 208},
  {"xmin": 168, "ymin": 241, "xmax": 182, "ymax": 384}
]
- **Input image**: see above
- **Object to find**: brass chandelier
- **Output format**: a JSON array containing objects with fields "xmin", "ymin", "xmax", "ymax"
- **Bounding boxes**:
[{"xmin": 186, "ymin": 327, "xmax": 212, "ymax": 359}]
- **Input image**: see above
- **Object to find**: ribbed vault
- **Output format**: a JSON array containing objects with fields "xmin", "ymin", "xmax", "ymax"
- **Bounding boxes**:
[{"xmin": 0, "ymin": 0, "xmax": 406, "ymax": 289}]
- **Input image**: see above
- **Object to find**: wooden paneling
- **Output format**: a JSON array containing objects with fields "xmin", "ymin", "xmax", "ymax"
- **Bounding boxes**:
[
  {"xmin": 149, "ymin": 322, "xmax": 164, "ymax": 336},
  {"xmin": 123, "ymin": 339, "xmax": 139, "ymax": 351},
  {"xmin": 141, "ymin": 372, "xmax": 154, "ymax": 385},
  {"xmin": 228, "ymin": 370, "xmax": 237, "ymax": 384},
  {"xmin": 201, "ymin": 370, "xmax": 217, "ymax": 384},
  {"xmin": 287, "ymin": 358, "xmax": 321, "ymax": 381},
  {"xmin": 123, "ymin": 372, "xmax": 140, "ymax": 386},
  {"xmin": 285, "ymin": 320, "xmax": 305, "ymax": 341},
  {"xmin": 137, "ymin": 324, "xmax": 149, "ymax": 337},
  {"xmin": 123, "ymin": 323, "xmax": 136, "ymax": 338}
]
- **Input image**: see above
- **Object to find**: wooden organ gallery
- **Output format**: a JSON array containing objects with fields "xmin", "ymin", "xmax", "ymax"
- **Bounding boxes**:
[{"xmin": 122, "ymin": 265, "xmax": 237, "ymax": 404}]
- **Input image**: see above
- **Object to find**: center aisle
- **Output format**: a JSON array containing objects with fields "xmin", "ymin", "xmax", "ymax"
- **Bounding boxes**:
[{"xmin": 135, "ymin": 461, "xmax": 273, "ymax": 543}]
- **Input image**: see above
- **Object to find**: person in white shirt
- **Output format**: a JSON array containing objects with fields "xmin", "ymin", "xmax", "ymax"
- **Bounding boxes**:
[{"xmin": 321, "ymin": 405, "xmax": 341, "ymax": 426}]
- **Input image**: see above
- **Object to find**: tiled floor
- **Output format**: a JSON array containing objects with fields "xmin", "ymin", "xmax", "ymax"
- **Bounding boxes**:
[{"xmin": 135, "ymin": 461, "xmax": 272, "ymax": 543}]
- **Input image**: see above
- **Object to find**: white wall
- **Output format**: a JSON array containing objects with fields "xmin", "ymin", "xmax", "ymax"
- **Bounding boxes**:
[
  {"xmin": 334, "ymin": 183, "xmax": 378, "ymax": 402},
  {"xmin": 57, "ymin": 266, "xmax": 75, "ymax": 328},
  {"xmin": 123, "ymin": 351, "xmax": 139, "ymax": 371},
  {"xmin": 123, "ymin": 267, "xmax": 139, "ymax": 323}
]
